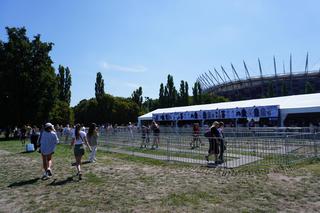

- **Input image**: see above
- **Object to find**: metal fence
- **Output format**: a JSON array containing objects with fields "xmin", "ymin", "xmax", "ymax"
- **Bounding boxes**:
[{"xmin": 97, "ymin": 131, "xmax": 320, "ymax": 168}]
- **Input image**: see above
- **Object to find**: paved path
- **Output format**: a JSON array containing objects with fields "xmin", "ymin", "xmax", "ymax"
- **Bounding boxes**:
[{"xmin": 99, "ymin": 147, "xmax": 263, "ymax": 168}]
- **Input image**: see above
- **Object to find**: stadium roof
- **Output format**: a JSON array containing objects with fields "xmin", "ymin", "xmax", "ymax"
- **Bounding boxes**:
[{"xmin": 139, "ymin": 93, "xmax": 320, "ymax": 121}]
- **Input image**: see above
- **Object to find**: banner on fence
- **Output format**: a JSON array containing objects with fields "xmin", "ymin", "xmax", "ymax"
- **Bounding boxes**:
[{"xmin": 152, "ymin": 105, "xmax": 279, "ymax": 121}]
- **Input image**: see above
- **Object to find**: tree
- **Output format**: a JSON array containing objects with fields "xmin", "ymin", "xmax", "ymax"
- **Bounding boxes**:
[
  {"xmin": 95, "ymin": 72, "xmax": 105, "ymax": 99},
  {"xmin": 192, "ymin": 82, "xmax": 199, "ymax": 104},
  {"xmin": 131, "ymin": 87, "xmax": 143, "ymax": 109},
  {"xmin": 166, "ymin": 75, "xmax": 177, "ymax": 107},
  {"xmin": 0, "ymin": 27, "xmax": 59, "ymax": 126},
  {"xmin": 57, "ymin": 65, "xmax": 72, "ymax": 105},
  {"xmin": 184, "ymin": 81, "xmax": 189, "ymax": 106},
  {"xmin": 159, "ymin": 83, "xmax": 165, "ymax": 108},
  {"xmin": 197, "ymin": 81, "xmax": 202, "ymax": 104}
]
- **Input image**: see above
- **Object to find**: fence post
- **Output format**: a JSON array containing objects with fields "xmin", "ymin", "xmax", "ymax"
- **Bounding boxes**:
[
  {"xmin": 284, "ymin": 135, "xmax": 289, "ymax": 165},
  {"xmin": 167, "ymin": 137, "xmax": 170, "ymax": 162},
  {"xmin": 314, "ymin": 133, "xmax": 318, "ymax": 158}
]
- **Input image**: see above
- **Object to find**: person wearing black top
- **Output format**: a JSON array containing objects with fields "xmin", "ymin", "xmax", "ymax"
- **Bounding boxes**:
[{"xmin": 205, "ymin": 121, "xmax": 220, "ymax": 164}]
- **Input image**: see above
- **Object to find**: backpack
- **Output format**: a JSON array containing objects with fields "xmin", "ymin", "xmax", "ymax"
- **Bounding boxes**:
[{"xmin": 204, "ymin": 130, "xmax": 212, "ymax": 138}]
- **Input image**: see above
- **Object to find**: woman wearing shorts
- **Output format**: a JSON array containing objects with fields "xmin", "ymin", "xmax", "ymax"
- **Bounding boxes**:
[
  {"xmin": 71, "ymin": 124, "xmax": 92, "ymax": 180},
  {"xmin": 39, "ymin": 123, "xmax": 59, "ymax": 179}
]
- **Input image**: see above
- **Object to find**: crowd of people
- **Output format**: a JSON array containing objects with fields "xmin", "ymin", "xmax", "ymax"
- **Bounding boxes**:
[
  {"xmin": 0, "ymin": 123, "xmax": 101, "ymax": 181},
  {"xmin": 140, "ymin": 121, "xmax": 160, "ymax": 149}
]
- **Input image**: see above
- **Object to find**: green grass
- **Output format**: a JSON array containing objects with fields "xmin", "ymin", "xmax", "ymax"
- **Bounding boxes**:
[{"xmin": 0, "ymin": 139, "xmax": 320, "ymax": 212}]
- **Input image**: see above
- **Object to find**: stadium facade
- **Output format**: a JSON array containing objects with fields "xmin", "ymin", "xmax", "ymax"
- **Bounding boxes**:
[{"xmin": 197, "ymin": 55, "xmax": 320, "ymax": 101}]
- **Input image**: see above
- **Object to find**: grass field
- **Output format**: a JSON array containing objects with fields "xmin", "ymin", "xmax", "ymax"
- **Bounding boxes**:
[{"xmin": 0, "ymin": 140, "xmax": 320, "ymax": 212}]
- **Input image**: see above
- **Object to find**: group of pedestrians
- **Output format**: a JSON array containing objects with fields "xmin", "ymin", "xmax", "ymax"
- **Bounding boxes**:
[
  {"xmin": 205, "ymin": 121, "xmax": 225, "ymax": 165},
  {"xmin": 140, "ymin": 121, "xmax": 160, "ymax": 149},
  {"xmin": 38, "ymin": 122, "xmax": 99, "ymax": 180}
]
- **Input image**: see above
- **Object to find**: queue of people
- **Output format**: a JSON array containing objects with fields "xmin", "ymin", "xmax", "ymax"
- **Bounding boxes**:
[
  {"xmin": 205, "ymin": 121, "xmax": 225, "ymax": 165},
  {"xmin": 139, "ymin": 121, "xmax": 160, "ymax": 149}
]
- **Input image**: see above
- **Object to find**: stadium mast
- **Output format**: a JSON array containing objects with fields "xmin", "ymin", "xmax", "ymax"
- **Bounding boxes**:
[
  {"xmin": 243, "ymin": 60, "xmax": 253, "ymax": 88},
  {"xmin": 258, "ymin": 58, "xmax": 265, "ymax": 97},
  {"xmin": 243, "ymin": 61, "xmax": 251, "ymax": 79},
  {"xmin": 305, "ymin": 52, "xmax": 309, "ymax": 74},
  {"xmin": 258, "ymin": 58, "xmax": 263, "ymax": 78},
  {"xmin": 204, "ymin": 72, "xmax": 216, "ymax": 86},
  {"xmin": 289, "ymin": 54, "xmax": 293, "ymax": 94},
  {"xmin": 198, "ymin": 75, "xmax": 209, "ymax": 89},
  {"xmin": 208, "ymin": 70, "xmax": 220, "ymax": 84},
  {"xmin": 221, "ymin": 66, "xmax": 232, "ymax": 82},
  {"xmin": 201, "ymin": 74, "xmax": 212, "ymax": 88},
  {"xmin": 231, "ymin": 63, "xmax": 241, "ymax": 82},
  {"xmin": 273, "ymin": 56, "xmax": 277, "ymax": 77},
  {"xmin": 214, "ymin": 68, "xmax": 226, "ymax": 84}
]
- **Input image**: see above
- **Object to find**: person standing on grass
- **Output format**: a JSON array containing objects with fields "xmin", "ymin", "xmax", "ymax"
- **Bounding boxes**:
[
  {"xmin": 87, "ymin": 123, "xmax": 99, "ymax": 163},
  {"xmin": 151, "ymin": 121, "xmax": 160, "ymax": 149},
  {"xmin": 20, "ymin": 125, "xmax": 27, "ymax": 145},
  {"xmin": 217, "ymin": 122, "xmax": 225, "ymax": 163},
  {"xmin": 39, "ymin": 123, "xmax": 59, "ymax": 179},
  {"xmin": 71, "ymin": 124, "xmax": 92, "ymax": 180},
  {"xmin": 62, "ymin": 124, "xmax": 71, "ymax": 143},
  {"xmin": 205, "ymin": 121, "xmax": 220, "ymax": 164}
]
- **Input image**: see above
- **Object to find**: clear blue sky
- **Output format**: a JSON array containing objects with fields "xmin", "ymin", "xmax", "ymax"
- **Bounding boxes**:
[{"xmin": 1, "ymin": 0, "xmax": 320, "ymax": 106}]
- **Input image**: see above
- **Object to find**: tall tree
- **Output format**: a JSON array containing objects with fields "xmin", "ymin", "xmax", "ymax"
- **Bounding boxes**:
[
  {"xmin": 178, "ymin": 80, "xmax": 185, "ymax": 106},
  {"xmin": 0, "ymin": 27, "xmax": 59, "ymax": 126},
  {"xmin": 57, "ymin": 65, "xmax": 72, "ymax": 105},
  {"xmin": 159, "ymin": 83, "xmax": 165, "ymax": 107},
  {"xmin": 192, "ymin": 82, "xmax": 199, "ymax": 104},
  {"xmin": 166, "ymin": 74, "xmax": 177, "ymax": 107},
  {"xmin": 95, "ymin": 72, "xmax": 105, "ymax": 99},
  {"xmin": 131, "ymin": 87, "xmax": 143, "ymax": 109},
  {"xmin": 184, "ymin": 81, "xmax": 189, "ymax": 106}
]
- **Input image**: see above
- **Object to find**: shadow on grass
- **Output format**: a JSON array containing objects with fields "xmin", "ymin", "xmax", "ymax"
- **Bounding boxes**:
[
  {"xmin": 20, "ymin": 151, "xmax": 38, "ymax": 154},
  {"xmin": 48, "ymin": 176, "xmax": 75, "ymax": 186},
  {"xmin": 71, "ymin": 160, "xmax": 91, "ymax": 166},
  {"xmin": 8, "ymin": 177, "xmax": 40, "ymax": 188}
]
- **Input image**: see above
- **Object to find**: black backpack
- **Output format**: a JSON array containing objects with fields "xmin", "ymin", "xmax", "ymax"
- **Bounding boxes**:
[{"xmin": 204, "ymin": 130, "xmax": 212, "ymax": 138}]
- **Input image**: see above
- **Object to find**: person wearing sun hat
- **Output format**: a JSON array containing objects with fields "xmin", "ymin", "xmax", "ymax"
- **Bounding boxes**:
[{"xmin": 39, "ymin": 122, "xmax": 59, "ymax": 179}]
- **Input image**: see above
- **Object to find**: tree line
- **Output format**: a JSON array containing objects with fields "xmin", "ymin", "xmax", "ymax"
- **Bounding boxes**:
[{"xmin": 0, "ymin": 26, "xmax": 228, "ymax": 127}]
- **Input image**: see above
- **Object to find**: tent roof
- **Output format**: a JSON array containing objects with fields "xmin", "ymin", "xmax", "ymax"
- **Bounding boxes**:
[{"xmin": 138, "ymin": 93, "xmax": 320, "ymax": 120}]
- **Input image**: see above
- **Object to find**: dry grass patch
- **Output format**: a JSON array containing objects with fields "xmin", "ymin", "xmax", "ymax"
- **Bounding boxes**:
[{"xmin": 0, "ymin": 141, "xmax": 319, "ymax": 212}]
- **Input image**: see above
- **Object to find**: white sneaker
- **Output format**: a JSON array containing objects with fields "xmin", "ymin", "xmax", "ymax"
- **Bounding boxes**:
[{"xmin": 42, "ymin": 172, "xmax": 48, "ymax": 179}]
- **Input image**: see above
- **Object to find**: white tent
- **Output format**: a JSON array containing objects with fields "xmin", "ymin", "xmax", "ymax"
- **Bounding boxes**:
[{"xmin": 138, "ymin": 93, "xmax": 320, "ymax": 126}]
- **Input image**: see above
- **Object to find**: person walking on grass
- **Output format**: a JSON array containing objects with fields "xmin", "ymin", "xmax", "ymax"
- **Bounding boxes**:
[
  {"xmin": 39, "ymin": 123, "xmax": 59, "ymax": 179},
  {"xmin": 71, "ymin": 124, "xmax": 92, "ymax": 180},
  {"xmin": 87, "ymin": 123, "xmax": 99, "ymax": 163}
]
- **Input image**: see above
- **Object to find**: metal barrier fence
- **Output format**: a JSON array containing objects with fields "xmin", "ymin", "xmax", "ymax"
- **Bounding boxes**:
[{"xmin": 96, "ymin": 131, "xmax": 320, "ymax": 168}]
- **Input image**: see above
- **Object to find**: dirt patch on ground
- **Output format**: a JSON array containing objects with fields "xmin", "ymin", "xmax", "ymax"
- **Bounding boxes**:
[{"xmin": 267, "ymin": 172, "xmax": 307, "ymax": 183}]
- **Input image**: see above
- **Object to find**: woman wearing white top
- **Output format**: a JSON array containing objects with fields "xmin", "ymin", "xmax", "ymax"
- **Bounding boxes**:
[
  {"xmin": 71, "ymin": 124, "xmax": 92, "ymax": 180},
  {"xmin": 40, "ymin": 123, "xmax": 59, "ymax": 178}
]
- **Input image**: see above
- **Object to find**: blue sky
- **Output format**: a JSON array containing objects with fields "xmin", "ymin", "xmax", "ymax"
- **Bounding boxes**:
[{"xmin": 1, "ymin": 0, "xmax": 320, "ymax": 106}]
